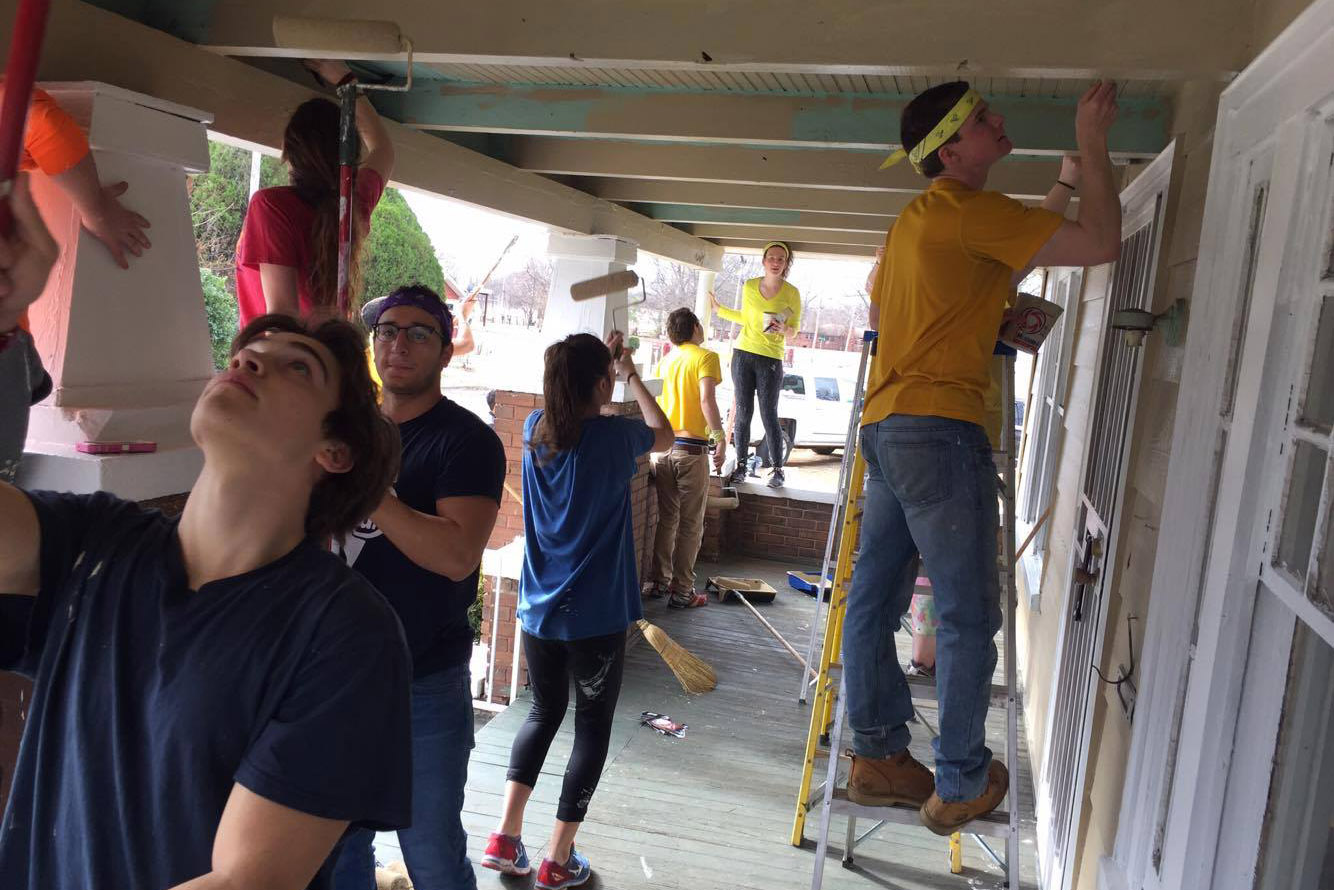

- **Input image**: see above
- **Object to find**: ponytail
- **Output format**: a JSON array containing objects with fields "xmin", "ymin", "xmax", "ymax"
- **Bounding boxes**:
[
  {"xmin": 530, "ymin": 333, "xmax": 612, "ymax": 462},
  {"xmin": 281, "ymin": 98, "xmax": 369, "ymax": 319}
]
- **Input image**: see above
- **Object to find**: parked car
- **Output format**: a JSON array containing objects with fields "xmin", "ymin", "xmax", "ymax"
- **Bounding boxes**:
[{"xmin": 718, "ymin": 369, "xmax": 857, "ymax": 466}]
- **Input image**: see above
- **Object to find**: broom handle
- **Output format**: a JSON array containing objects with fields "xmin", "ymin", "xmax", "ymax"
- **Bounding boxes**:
[
  {"xmin": 0, "ymin": 0, "xmax": 52, "ymax": 237},
  {"xmin": 1014, "ymin": 505, "xmax": 1052, "ymax": 564},
  {"xmin": 732, "ymin": 590, "xmax": 817, "ymax": 681}
]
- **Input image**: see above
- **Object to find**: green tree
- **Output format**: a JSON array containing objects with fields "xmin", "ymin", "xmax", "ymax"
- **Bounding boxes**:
[
  {"xmin": 200, "ymin": 267, "xmax": 238, "ymax": 370},
  {"xmin": 359, "ymin": 186, "xmax": 445, "ymax": 309},
  {"xmin": 188, "ymin": 139, "xmax": 443, "ymax": 365}
]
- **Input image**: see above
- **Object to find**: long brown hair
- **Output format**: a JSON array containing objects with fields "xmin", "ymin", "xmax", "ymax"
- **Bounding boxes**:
[
  {"xmin": 530, "ymin": 333, "xmax": 611, "ymax": 461},
  {"xmin": 281, "ymin": 98, "xmax": 369, "ymax": 317},
  {"xmin": 231, "ymin": 313, "xmax": 400, "ymax": 540}
]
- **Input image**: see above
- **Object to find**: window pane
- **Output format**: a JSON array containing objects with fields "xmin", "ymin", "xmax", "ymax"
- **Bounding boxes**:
[
  {"xmin": 1277, "ymin": 441, "xmax": 1327, "ymax": 582},
  {"xmin": 1299, "ymin": 295, "xmax": 1334, "ymax": 433},
  {"xmin": 782, "ymin": 374, "xmax": 805, "ymax": 395},
  {"xmin": 1256, "ymin": 621, "xmax": 1334, "ymax": 890},
  {"xmin": 1318, "ymin": 499, "xmax": 1334, "ymax": 615},
  {"xmin": 1223, "ymin": 182, "xmax": 1269, "ymax": 417},
  {"xmin": 815, "ymin": 377, "xmax": 839, "ymax": 401}
]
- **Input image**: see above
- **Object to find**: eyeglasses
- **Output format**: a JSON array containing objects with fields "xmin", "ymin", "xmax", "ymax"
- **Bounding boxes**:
[{"xmin": 372, "ymin": 322, "xmax": 442, "ymax": 345}]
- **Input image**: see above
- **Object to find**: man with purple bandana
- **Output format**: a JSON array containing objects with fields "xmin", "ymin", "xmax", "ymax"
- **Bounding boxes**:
[{"xmin": 333, "ymin": 284, "xmax": 506, "ymax": 890}]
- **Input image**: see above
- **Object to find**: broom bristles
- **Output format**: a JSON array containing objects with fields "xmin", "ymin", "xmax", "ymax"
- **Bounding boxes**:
[{"xmin": 636, "ymin": 619, "xmax": 716, "ymax": 694}]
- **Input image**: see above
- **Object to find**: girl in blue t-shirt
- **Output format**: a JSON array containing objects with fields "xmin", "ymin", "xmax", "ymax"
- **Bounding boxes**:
[{"xmin": 483, "ymin": 331, "xmax": 672, "ymax": 889}]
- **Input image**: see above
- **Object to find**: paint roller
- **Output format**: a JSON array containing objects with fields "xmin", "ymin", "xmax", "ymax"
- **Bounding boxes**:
[
  {"xmin": 569, "ymin": 270, "xmax": 645, "ymax": 357},
  {"xmin": 271, "ymin": 16, "xmax": 414, "ymax": 318},
  {"xmin": 0, "ymin": 0, "xmax": 53, "ymax": 237}
]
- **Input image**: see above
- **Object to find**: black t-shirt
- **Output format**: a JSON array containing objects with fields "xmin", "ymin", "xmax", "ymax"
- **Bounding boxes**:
[
  {"xmin": 337, "ymin": 396, "xmax": 506, "ymax": 678},
  {"xmin": 0, "ymin": 491, "xmax": 413, "ymax": 890}
]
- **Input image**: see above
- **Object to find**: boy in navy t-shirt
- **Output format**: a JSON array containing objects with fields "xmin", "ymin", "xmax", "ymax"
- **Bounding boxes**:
[{"xmin": 0, "ymin": 199, "xmax": 413, "ymax": 890}]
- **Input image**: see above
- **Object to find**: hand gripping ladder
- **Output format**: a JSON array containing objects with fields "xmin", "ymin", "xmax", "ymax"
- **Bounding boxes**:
[{"xmin": 791, "ymin": 340, "xmax": 1026, "ymax": 890}]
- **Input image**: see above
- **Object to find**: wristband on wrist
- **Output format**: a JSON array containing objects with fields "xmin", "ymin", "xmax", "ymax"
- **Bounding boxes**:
[{"xmin": 1057, "ymin": 179, "xmax": 1076, "ymax": 191}]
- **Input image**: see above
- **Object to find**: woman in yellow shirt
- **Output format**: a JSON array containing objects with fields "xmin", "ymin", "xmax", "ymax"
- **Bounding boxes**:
[{"xmin": 710, "ymin": 241, "xmax": 802, "ymax": 488}]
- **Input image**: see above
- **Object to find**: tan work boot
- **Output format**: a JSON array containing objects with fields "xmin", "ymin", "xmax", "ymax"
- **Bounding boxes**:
[
  {"xmin": 846, "ymin": 749, "xmax": 935, "ymax": 807},
  {"xmin": 919, "ymin": 759, "xmax": 1009, "ymax": 835}
]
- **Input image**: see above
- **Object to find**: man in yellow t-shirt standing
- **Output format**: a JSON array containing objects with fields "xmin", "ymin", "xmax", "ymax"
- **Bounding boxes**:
[
  {"xmin": 843, "ymin": 81, "xmax": 1123, "ymax": 833},
  {"xmin": 646, "ymin": 308, "xmax": 727, "ymax": 609}
]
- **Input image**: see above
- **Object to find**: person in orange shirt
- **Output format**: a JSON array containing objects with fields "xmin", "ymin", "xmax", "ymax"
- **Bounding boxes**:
[
  {"xmin": 841, "ymin": 81, "xmax": 1122, "ymax": 833},
  {"xmin": 1, "ymin": 87, "xmax": 152, "ymax": 482}
]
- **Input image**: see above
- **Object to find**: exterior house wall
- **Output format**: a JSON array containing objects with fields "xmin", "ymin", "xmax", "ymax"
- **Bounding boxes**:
[{"xmin": 1015, "ymin": 1, "xmax": 1316, "ymax": 882}]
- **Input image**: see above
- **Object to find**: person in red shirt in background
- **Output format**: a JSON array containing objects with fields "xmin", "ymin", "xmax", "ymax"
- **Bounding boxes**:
[
  {"xmin": 235, "ymin": 59, "xmax": 394, "ymax": 326},
  {"xmin": 1, "ymin": 87, "xmax": 153, "ymax": 483}
]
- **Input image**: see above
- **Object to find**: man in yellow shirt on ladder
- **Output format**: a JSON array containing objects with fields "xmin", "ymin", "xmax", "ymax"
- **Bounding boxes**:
[{"xmin": 846, "ymin": 80, "xmax": 1122, "ymax": 833}]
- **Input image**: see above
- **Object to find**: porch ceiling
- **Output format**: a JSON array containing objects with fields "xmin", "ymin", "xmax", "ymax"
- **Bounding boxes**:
[{"xmin": 86, "ymin": 0, "xmax": 1240, "ymax": 261}]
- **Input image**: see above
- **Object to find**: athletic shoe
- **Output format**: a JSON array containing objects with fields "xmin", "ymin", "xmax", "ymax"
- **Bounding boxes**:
[
  {"xmin": 767, "ymin": 468, "xmax": 785, "ymax": 488},
  {"xmin": 905, "ymin": 660, "xmax": 936, "ymax": 679},
  {"xmin": 919, "ymin": 759, "xmax": 1009, "ymax": 835},
  {"xmin": 728, "ymin": 467, "xmax": 749, "ymax": 485},
  {"xmin": 535, "ymin": 847, "xmax": 591, "ymax": 889},
  {"xmin": 481, "ymin": 832, "xmax": 531, "ymax": 876},
  {"xmin": 641, "ymin": 581, "xmax": 668, "ymax": 599},
  {"xmin": 667, "ymin": 588, "xmax": 709, "ymax": 609}
]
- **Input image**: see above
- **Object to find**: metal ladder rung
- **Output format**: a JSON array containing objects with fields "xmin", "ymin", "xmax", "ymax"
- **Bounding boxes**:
[
  {"xmin": 828, "ymin": 790, "xmax": 1016, "ymax": 839},
  {"xmin": 905, "ymin": 674, "xmax": 1012, "ymax": 707}
]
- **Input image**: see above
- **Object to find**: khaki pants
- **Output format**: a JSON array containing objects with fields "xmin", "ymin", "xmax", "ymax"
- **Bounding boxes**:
[{"xmin": 651, "ymin": 446, "xmax": 711, "ymax": 591}]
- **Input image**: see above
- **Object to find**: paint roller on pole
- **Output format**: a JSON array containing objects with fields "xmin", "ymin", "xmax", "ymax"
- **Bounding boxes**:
[
  {"xmin": 271, "ymin": 15, "xmax": 414, "ymax": 319},
  {"xmin": 0, "ymin": 0, "xmax": 53, "ymax": 238},
  {"xmin": 569, "ymin": 270, "xmax": 645, "ymax": 358}
]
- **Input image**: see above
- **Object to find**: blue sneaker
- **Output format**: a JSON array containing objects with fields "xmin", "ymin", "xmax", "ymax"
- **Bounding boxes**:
[
  {"xmin": 535, "ymin": 847, "xmax": 591, "ymax": 889},
  {"xmin": 481, "ymin": 832, "xmax": 531, "ymax": 876}
]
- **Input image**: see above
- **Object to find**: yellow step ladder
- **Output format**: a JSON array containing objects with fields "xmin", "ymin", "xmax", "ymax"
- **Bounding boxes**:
[{"xmin": 790, "ymin": 334, "xmax": 1025, "ymax": 890}]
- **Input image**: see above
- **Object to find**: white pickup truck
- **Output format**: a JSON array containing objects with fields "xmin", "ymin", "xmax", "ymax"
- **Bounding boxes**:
[{"xmin": 718, "ymin": 369, "xmax": 857, "ymax": 465}]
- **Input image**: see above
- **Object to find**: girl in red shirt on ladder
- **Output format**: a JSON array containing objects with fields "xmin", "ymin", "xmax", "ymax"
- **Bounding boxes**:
[{"xmin": 235, "ymin": 59, "xmax": 394, "ymax": 326}]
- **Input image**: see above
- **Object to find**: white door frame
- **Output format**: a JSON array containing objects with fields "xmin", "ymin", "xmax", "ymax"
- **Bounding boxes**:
[
  {"xmin": 1105, "ymin": 2, "xmax": 1334, "ymax": 888},
  {"xmin": 1034, "ymin": 143, "xmax": 1175, "ymax": 890}
]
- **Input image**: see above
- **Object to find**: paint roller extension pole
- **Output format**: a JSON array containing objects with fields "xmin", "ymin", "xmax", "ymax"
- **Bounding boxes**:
[
  {"xmin": 0, "ymin": 0, "xmax": 52, "ymax": 237},
  {"xmin": 335, "ymin": 80, "xmax": 359, "ymax": 318}
]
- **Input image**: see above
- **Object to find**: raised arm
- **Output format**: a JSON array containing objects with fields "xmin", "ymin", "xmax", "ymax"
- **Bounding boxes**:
[
  {"xmin": 610, "ymin": 332, "xmax": 674, "ymax": 453},
  {"xmin": 1013, "ymin": 156, "xmax": 1082, "ymax": 284},
  {"xmin": 709, "ymin": 290, "xmax": 743, "ymax": 325},
  {"xmin": 1029, "ymin": 82, "xmax": 1122, "ymax": 268},
  {"xmin": 305, "ymin": 60, "xmax": 396, "ymax": 181},
  {"xmin": 168, "ymin": 784, "xmax": 348, "ymax": 890}
]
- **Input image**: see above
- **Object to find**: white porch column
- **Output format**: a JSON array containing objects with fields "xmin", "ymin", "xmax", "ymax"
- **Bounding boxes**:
[
  {"xmin": 695, "ymin": 269, "xmax": 716, "ymax": 333},
  {"xmin": 19, "ymin": 83, "xmax": 214, "ymax": 499},
  {"xmin": 541, "ymin": 232, "xmax": 659, "ymax": 399},
  {"xmin": 542, "ymin": 233, "xmax": 639, "ymax": 342}
]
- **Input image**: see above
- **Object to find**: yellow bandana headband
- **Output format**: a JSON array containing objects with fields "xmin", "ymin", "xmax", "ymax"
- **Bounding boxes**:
[
  {"xmin": 879, "ymin": 89, "xmax": 982, "ymax": 173},
  {"xmin": 760, "ymin": 240, "xmax": 790, "ymax": 258}
]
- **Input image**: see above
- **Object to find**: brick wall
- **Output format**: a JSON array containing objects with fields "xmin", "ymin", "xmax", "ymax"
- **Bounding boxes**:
[
  {"xmin": 477, "ymin": 575, "xmax": 527, "ymax": 704},
  {"xmin": 479, "ymin": 389, "xmax": 658, "ymax": 703},
  {"xmin": 721, "ymin": 491, "xmax": 834, "ymax": 565}
]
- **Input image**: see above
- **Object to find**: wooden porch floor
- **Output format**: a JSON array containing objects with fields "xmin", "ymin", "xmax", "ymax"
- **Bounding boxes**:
[{"xmin": 376, "ymin": 554, "xmax": 1039, "ymax": 890}]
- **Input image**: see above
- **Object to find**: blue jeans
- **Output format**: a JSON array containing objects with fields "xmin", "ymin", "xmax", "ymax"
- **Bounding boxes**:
[
  {"xmin": 333, "ymin": 662, "xmax": 477, "ymax": 890},
  {"xmin": 842, "ymin": 415, "xmax": 1002, "ymax": 802}
]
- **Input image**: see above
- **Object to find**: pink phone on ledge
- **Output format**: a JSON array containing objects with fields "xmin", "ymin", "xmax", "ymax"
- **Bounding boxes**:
[{"xmin": 76, "ymin": 441, "xmax": 157, "ymax": 455}]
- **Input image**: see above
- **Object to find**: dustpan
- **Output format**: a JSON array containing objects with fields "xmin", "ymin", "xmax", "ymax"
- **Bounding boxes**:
[{"xmin": 705, "ymin": 576, "xmax": 778, "ymax": 604}]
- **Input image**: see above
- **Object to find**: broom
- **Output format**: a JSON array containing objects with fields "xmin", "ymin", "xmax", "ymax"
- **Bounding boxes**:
[{"xmin": 636, "ymin": 619, "xmax": 716, "ymax": 694}]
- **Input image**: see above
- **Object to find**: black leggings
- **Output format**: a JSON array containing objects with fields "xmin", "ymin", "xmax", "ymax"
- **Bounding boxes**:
[
  {"xmin": 507, "ymin": 629, "xmax": 626, "ymax": 823},
  {"xmin": 731, "ymin": 348, "xmax": 785, "ymax": 469}
]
